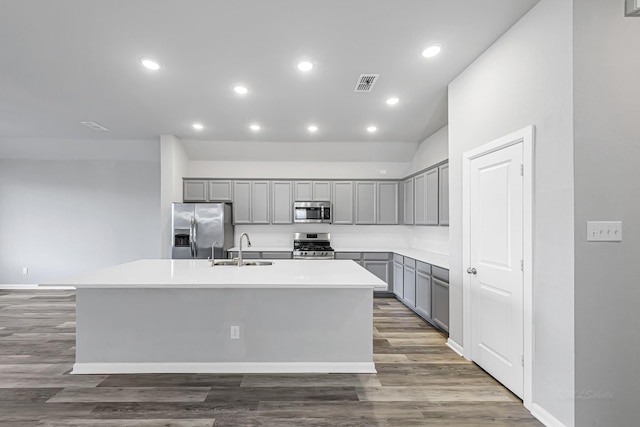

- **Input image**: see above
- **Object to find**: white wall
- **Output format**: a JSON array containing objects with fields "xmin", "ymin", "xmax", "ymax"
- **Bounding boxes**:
[
  {"xmin": 448, "ymin": 0, "xmax": 574, "ymax": 425},
  {"xmin": 189, "ymin": 161, "xmax": 411, "ymax": 180},
  {"xmin": 0, "ymin": 139, "xmax": 161, "ymax": 284},
  {"xmin": 409, "ymin": 125, "xmax": 448, "ymax": 174},
  {"xmin": 573, "ymin": 2, "xmax": 640, "ymax": 425},
  {"xmin": 407, "ymin": 125, "xmax": 450, "ymax": 255},
  {"xmin": 160, "ymin": 135, "xmax": 189, "ymax": 258}
]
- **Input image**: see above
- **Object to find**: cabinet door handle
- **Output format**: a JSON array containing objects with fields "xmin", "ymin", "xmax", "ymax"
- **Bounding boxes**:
[{"xmin": 466, "ymin": 267, "xmax": 477, "ymax": 275}]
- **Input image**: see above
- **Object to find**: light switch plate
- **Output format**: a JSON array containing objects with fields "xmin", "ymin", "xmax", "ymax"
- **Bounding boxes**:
[{"xmin": 587, "ymin": 221, "xmax": 622, "ymax": 242}]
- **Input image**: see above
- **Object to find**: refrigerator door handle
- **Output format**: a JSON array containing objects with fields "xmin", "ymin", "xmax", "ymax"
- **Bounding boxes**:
[
  {"xmin": 190, "ymin": 217, "xmax": 196, "ymax": 258},
  {"xmin": 193, "ymin": 219, "xmax": 198, "ymax": 257}
]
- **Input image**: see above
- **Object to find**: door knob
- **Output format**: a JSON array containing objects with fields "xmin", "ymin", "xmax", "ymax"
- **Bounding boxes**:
[{"xmin": 467, "ymin": 267, "xmax": 477, "ymax": 275}]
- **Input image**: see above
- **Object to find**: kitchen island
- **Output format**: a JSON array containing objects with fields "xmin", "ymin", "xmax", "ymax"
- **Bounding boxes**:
[{"xmin": 48, "ymin": 259, "xmax": 386, "ymax": 375}]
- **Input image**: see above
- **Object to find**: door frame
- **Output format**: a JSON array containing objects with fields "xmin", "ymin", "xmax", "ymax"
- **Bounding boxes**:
[{"xmin": 462, "ymin": 125, "xmax": 534, "ymax": 409}]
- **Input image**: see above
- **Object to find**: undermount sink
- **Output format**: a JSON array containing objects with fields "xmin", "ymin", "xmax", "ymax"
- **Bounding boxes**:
[
  {"xmin": 212, "ymin": 260, "xmax": 238, "ymax": 266},
  {"xmin": 242, "ymin": 261, "xmax": 273, "ymax": 266}
]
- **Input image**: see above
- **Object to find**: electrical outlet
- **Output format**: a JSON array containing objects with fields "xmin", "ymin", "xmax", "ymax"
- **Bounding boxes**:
[
  {"xmin": 22, "ymin": 267, "xmax": 29, "ymax": 275},
  {"xmin": 230, "ymin": 325, "xmax": 240, "ymax": 340},
  {"xmin": 587, "ymin": 221, "xmax": 623, "ymax": 242}
]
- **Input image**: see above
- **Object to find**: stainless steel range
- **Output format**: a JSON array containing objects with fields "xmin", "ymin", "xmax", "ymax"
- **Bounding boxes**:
[{"xmin": 293, "ymin": 232, "xmax": 335, "ymax": 259}]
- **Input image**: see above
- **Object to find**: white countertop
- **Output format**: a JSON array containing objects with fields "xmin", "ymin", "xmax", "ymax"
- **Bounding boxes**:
[
  {"xmin": 227, "ymin": 246, "xmax": 449, "ymax": 269},
  {"xmin": 347, "ymin": 248, "xmax": 450, "ymax": 270},
  {"xmin": 46, "ymin": 259, "xmax": 387, "ymax": 290}
]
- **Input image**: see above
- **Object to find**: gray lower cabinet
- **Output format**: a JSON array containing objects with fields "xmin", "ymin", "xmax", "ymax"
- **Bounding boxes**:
[
  {"xmin": 363, "ymin": 252, "xmax": 393, "ymax": 293},
  {"xmin": 334, "ymin": 252, "xmax": 362, "ymax": 264},
  {"xmin": 403, "ymin": 258, "xmax": 416, "ymax": 308},
  {"xmin": 393, "ymin": 255, "xmax": 404, "ymax": 299},
  {"xmin": 335, "ymin": 252, "xmax": 393, "ymax": 293},
  {"xmin": 394, "ymin": 255, "xmax": 449, "ymax": 335},
  {"xmin": 183, "ymin": 180, "xmax": 208, "ymax": 202},
  {"xmin": 332, "ymin": 181, "xmax": 354, "ymax": 224},
  {"xmin": 228, "ymin": 251, "xmax": 292, "ymax": 259},
  {"xmin": 431, "ymin": 266, "xmax": 450, "ymax": 333},
  {"xmin": 271, "ymin": 181, "xmax": 293, "ymax": 224},
  {"xmin": 415, "ymin": 262, "xmax": 432, "ymax": 320},
  {"xmin": 227, "ymin": 251, "xmax": 260, "ymax": 259}
]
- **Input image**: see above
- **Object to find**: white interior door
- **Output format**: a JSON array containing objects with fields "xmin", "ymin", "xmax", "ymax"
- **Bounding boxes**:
[{"xmin": 469, "ymin": 142, "xmax": 524, "ymax": 398}]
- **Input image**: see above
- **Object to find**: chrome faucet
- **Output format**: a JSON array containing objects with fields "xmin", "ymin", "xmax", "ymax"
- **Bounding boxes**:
[
  {"xmin": 238, "ymin": 233, "xmax": 252, "ymax": 267},
  {"xmin": 209, "ymin": 241, "xmax": 219, "ymax": 267}
]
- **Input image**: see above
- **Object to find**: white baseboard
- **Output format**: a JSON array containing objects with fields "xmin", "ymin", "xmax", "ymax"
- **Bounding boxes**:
[
  {"xmin": 446, "ymin": 338, "xmax": 464, "ymax": 357},
  {"xmin": 72, "ymin": 362, "xmax": 377, "ymax": 375},
  {"xmin": 0, "ymin": 284, "xmax": 75, "ymax": 290},
  {"xmin": 531, "ymin": 403, "xmax": 567, "ymax": 427}
]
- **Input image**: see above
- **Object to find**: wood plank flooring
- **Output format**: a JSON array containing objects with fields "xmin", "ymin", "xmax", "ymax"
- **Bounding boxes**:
[{"xmin": 0, "ymin": 289, "xmax": 542, "ymax": 426}]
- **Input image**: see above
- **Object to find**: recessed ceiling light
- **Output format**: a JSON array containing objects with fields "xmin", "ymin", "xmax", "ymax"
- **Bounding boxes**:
[
  {"xmin": 192, "ymin": 123, "xmax": 204, "ymax": 130},
  {"xmin": 386, "ymin": 97, "xmax": 399, "ymax": 106},
  {"xmin": 307, "ymin": 125, "xmax": 318, "ymax": 133},
  {"xmin": 297, "ymin": 60, "xmax": 314, "ymax": 72},
  {"xmin": 250, "ymin": 124, "xmax": 260, "ymax": 131},
  {"xmin": 233, "ymin": 85, "xmax": 248, "ymax": 95},
  {"xmin": 421, "ymin": 43, "xmax": 443, "ymax": 58},
  {"xmin": 367, "ymin": 126, "xmax": 377, "ymax": 133},
  {"xmin": 140, "ymin": 57, "xmax": 161, "ymax": 71}
]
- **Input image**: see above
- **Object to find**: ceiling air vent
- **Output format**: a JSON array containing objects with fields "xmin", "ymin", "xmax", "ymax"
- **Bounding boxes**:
[
  {"xmin": 354, "ymin": 74, "xmax": 380, "ymax": 92},
  {"xmin": 81, "ymin": 121, "xmax": 109, "ymax": 132}
]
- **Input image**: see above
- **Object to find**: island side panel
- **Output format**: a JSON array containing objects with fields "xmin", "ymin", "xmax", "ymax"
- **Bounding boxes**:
[{"xmin": 75, "ymin": 287, "xmax": 373, "ymax": 370}]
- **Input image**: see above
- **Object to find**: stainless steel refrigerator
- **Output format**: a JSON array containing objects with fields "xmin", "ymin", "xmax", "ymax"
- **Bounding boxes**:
[{"xmin": 171, "ymin": 203, "xmax": 234, "ymax": 259}]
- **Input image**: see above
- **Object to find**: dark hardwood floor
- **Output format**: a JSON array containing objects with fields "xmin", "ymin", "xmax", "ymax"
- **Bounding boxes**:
[{"xmin": 0, "ymin": 289, "xmax": 542, "ymax": 426}]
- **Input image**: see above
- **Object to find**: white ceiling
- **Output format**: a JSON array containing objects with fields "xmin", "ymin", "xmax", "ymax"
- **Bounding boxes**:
[{"xmin": 0, "ymin": 0, "xmax": 538, "ymax": 144}]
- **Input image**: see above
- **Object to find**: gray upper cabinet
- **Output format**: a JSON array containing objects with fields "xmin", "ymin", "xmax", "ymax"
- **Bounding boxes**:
[
  {"xmin": 355, "ymin": 182, "xmax": 377, "ymax": 224},
  {"xmin": 294, "ymin": 181, "xmax": 312, "ymax": 201},
  {"xmin": 425, "ymin": 168, "xmax": 439, "ymax": 225},
  {"xmin": 232, "ymin": 180, "xmax": 269, "ymax": 224},
  {"xmin": 377, "ymin": 182, "xmax": 398, "ymax": 224},
  {"xmin": 251, "ymin": 181, "xmax": 270, "ymax": 224},
  {"xmin": 438, "ymin": 163, "xmax": 449, "ymax": 226},
  {"xmin": 208, "ymin": 180, "xmax": 233, "ymax": 202},
  {"xmin": 414, "ymin": 173, "xmax": 426, "ymax": 224},
  {"xmin": 332, "ymin": 181, "xmax": 354, "ymax": 224},
  {"xmin": 183, "ymin": 180, "xmax": 208, "ymax": 202},
  {"xmin": 294, "ymin": 181, "xmax": 331, "ymax": 201},
  {"xmin": 403, "ymin": 178, "xmax": 414, "ymax": 225},
  {"xmin": 271, "ymin": 181, "xmax": 293, "ymax": 224},
  {"xmin": 313, "ymin": 181, "xmax": 331, "ymax": 201},
  {"xmin": 232, "ymin": 181, "xmax": 252, "ymax": 224},
  {"xmin": 414, "ymin": 167, "xmax": 439, "ymax": 225}
]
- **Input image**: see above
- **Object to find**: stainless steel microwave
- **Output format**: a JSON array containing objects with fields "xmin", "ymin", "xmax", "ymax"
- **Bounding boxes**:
[{"xmin": 293, "ymin": 201, "xmax": 332, "ymax": 223}]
